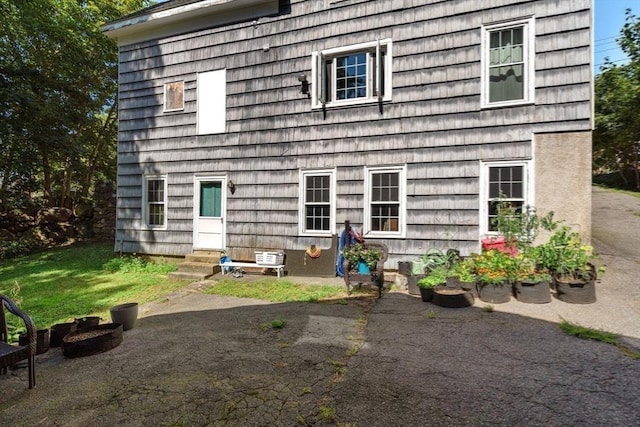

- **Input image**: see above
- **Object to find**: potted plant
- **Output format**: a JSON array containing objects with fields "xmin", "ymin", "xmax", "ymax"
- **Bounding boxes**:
[
  {"xmin": 342, "ymin": 243, "xmax": 382, "ymax": 274},
  {"xmin": 536, "ymin": 225, "xmax": 601, "ymax": 304},
  {"xmin": 511, "ymin": 254, "xmax": 552, "ymax": 304},
  {"xmin": 447, "ymin": 257, "xmax": 478, "ymax": 298},
  {"xmin": 417, "ymin": 266, "xmax": 448, "ymax": 302},
  {"xmin": 471, "ymin": 250, "xmax": 512, "ymax": 304}
]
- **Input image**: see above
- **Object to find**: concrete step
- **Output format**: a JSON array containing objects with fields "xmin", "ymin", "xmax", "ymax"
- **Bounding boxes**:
[
  {"xmin": 176, "ymin": 262, "xmax": 219, "ymax": 275},
  {"xmin": 167, "ymin": 271, "xmax": 211, "ymax": 281},
  {"xmin": 185, "ymin": 253, "xmax": 221, "ymax": 264}
]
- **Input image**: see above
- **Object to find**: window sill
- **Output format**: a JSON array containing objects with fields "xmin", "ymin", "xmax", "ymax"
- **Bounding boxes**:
[
  {"xmin": 481, "ymin": 100, "xmax": 534, "ymax": 110},
  {"xmin": 299, "ymin": 231, "xmax": 334, "ymax": 238},
  {"xmin": 312, "ymin": 97, "xmax": 391, "ymax": 110}
]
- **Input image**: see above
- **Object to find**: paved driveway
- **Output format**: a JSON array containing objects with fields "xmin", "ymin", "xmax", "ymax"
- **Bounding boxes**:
[{"xmin": 1, "ymin": 187, "xmax": 639, "ymax": 426}]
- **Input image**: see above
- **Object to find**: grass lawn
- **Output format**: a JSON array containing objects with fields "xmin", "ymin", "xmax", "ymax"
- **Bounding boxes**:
[
  {"xmin": 0, "ymin": 241, "xmax": 185, "ymax": 330},
  {"xmin": 1, "ymin": 242, "xmax": 366, "ymax": 337}
]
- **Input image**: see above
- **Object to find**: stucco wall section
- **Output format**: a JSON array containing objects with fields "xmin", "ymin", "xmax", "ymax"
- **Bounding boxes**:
[{"xmin": 534, "ymin": 131, "xmax": 592, "ymax": 242}]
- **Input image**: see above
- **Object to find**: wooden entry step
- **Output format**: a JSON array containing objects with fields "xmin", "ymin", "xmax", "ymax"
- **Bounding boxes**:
[{"xmin": 167, "ymin": 250, "xmax": 222, "ymax": 281}]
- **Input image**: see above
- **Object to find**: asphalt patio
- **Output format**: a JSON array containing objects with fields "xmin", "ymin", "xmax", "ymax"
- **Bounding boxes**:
[{"xmin": 1, "ymin": 187, "xmax": 639, "ymax": 426}]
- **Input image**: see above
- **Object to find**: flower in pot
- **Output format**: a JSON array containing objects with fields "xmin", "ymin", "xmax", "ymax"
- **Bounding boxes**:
[
  {"xmin": 511, "ymin": 254, "xmax": 553, "ymax": 304},
  {"xmin": 471, "ymin": 250, "xmax": 512, "ymax": 304}
]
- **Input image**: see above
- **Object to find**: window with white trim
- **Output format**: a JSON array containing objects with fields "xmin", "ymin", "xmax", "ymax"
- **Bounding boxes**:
[
  {"xmin": 481, "ymin": 17, "xmax": 535, "ymax": 107},
  {"xmin": 143, "ymin": 175, "xmax": 167, "ymax": 229},
  {"xmin": 299, "ymin": 169, "xmax": 336, "ymax": 236},
  {"xmin": 480, "ymin": 161, "xmax": 532, "ymax": 235},
  {"xmin": 364, "ymin": 166, "xmax": 406, "ymax": 238},
  {"xmin": 164, "ymin": 81, "xmax": 184, "ymax": 112},
  {"xmin": 311, "ymin": 39, "xmax": 392, "ymax": 109}
]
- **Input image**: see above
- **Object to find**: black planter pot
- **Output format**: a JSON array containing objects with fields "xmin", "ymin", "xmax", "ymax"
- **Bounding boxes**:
[
  {"xmin": 19, "ymin": 328, "xmax": 50, "ymax": 355},
  {"xmin": 50, "ymin": 322, "xmax": 78, "ymax": 347},
  {"xmin": 407, "ymin": 275, "xmax": 424, "ymax": 296},
  {"xmin": 432, "ymin": 288, "xmax": 474, "ymax": 308},
  {"xmin": 398, "ymin": 261, "xmax": 412, "ymax": 277},
  {"xmin": 75, "ymin": 316, "xmax": 100, "ymax": 329},
  {"xmin": 477, "ymin": 282, "xmax": 511, "ymax": 304},
  {"xmin": 419, "ymin": 286, "xmax": 436, "ymax": 302},
  {"xmin": 447, "ymin": 277, "xmax": 478, "ymax": 299},
  {"xmin": 110, "ymin": 302, "xmax": 139, "ymax": 331},
  {"xmin": 514, "ymin": 280, "xmax": 552, "ymax": 304},
  {"xmin": 554, "ymin": 278, "xmax": 596, "ymax": 304}
]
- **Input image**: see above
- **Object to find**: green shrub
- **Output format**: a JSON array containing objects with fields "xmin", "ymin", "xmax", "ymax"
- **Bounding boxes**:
[{"xmin": 102, "ymin": 256, "xmax": 176, "ymax": 274}]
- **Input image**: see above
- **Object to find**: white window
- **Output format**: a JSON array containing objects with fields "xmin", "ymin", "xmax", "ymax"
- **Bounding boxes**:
[
  {"xmin": 311, "ymin": 39, "xmax": 392, "ymax": 109},
  {"xmin": 481, "ymin": 17, "xmax": 535, "ymax": 108},
  {"xmin": 197, "ymin": 69, "xmax": 226, "ymax": 134},
  {"xmin": 480, "ymin": 161, "xmax": 533, "ymax": 236},
  {"xmin": 143, "ymin": 175, "xmax": 167, "ymax": 229},
  {"xmin": 364, "ymin": 165, "xmax": 406, "ymax": 238},
  {"xmin": 299, "ymin": 169, "xmax": 336, "ymax": 236},
  {"xmin": 164, "ymin": 81, "xmax": 184, "ymax": 112}
]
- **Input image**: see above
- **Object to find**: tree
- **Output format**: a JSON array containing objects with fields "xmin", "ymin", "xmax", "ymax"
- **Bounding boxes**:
[
  {"xmin": 594, "ymin": 9, "xmax": 640, "ymax": 189},
  {"xmin": 0, "ymin": 0, "xmax": 151, "ymax": 210}
]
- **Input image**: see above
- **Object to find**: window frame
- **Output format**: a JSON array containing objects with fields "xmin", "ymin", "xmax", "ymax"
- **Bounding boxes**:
[
  {"xmin": 311, "ymin": 39, "xmax": 393, "ymax": 109},
  {"xmin": 479, "ymin": 160, "xmax": 533, "ymax": 237},
  {"xmin": 163, "ymin": 81, "xmax": 184, "ymax": 112},
  {"xmin": 480, "ymin": 17, "xmax": 535, "ymax": 108},
  {"xmin": 142, "ymin": 174, "xmax": 168, "ymax": 230},
  {"xmin": 364, "ymin": 165, "xmax": 406, "ymax": 239},
  {"xmin": 299, "ymin": 169, "xmax": 337, "ymax": 237}
]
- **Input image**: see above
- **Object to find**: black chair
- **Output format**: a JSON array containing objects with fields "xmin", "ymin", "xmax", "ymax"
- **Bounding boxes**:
[{"xmin": 0, "ymin": 294, "xmax": 36, "ymax": 389}]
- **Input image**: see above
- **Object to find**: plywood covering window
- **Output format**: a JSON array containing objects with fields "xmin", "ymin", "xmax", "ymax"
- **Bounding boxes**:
[
  {"xmin": 480, "ymin": 161, "xmax": 532, "ymax": 236},
  {"xmin": 299, "ymin": 169, "xmax": 336, "ymax": 236},
  {"xmin": 481, "ymin": 17, "xmax": 535, "ymax": 108},
  {"xmin": 364, "ymin": 166, "xmax": 406, "ymax": 238},
  {"xmin": 311, "ymin": 39, "xmax": 392, "ymax": 109},
  {"xmin": 164, "ymin": 81, "xmax": 184, "ymax": 112},
  {"xmin": 143, "ymin": 175, "xmax": 167, "ymax": 229},
  {"xmin": 197, "ymin": 69, "xmax": 226, "ymax": 134}
]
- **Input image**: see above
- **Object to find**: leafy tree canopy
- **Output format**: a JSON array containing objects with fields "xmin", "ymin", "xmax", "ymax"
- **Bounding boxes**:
[
  {"xmin": 0, "ymin": 0, "xmax": 151, "ymax": 211},
  {"xmin": 594, "ymin": 9, "xmax": 640, "ymax": 189}
]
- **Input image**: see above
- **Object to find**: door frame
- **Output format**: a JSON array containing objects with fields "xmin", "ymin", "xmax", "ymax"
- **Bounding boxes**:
[{"xmin": 193, "ymin": 175, "xmax": 227, "ymax": 250}]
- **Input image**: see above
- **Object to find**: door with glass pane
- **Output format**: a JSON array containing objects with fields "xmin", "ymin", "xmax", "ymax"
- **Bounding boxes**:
[{"xmin": 194, "ymin": 177, "xmax": 226, "ymax": 250}]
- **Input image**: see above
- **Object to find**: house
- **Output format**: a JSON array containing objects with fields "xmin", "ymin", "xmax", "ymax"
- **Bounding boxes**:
[{"xmin": 103, "ymin": 0, "xmax": 593, "ymax": 274}]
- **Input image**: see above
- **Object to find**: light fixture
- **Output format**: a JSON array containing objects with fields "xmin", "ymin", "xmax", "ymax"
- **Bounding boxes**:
[{"xmin": 298, "ymin": 74, "xmax": 310, "ymax": 96}]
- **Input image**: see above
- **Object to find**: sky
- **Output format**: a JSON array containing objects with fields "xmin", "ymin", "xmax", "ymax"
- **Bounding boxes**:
[{"xmin": 594, "ymin": 0, "xmax": 637, "ymax": 71}]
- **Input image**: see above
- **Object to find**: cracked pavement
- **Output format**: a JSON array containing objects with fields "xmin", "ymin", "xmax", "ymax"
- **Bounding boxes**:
[{"xmin": 1, "ymin": 187, "xmax": 639, "ymax": 425}]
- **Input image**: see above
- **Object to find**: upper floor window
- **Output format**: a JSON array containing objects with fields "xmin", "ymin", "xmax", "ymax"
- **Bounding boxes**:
[
  {"xmin": 481, "ymin": 17, "xmax": 535, "ymax": 108},
  {"xmin": 480, "ymin": 161, "xmax": 532, "ymax": 236},
  {"xmin": 299, "ymin": 169, "xmax": 336, "ymax": 236},
  {"xmin": 164, "ymin": 81, "xmax": 184, "ymax": 112},
  {"xmin": 311, "ymin": 39, "xmax": 392, "ymax": 109},
  {"xmin": 143, "ymin": 175, "xmax": 167, "ymax": 229},
  {"xmin": 364, "ymin": 165, "xmax": 406, "ymax": 238},
  {"xmin": 197, "ymin": 69, "xmax": 226, "ymax": 134}
]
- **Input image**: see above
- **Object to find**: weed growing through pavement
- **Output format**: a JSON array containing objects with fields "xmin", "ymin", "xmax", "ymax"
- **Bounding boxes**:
[
  {"xmin": 423, "ymin": 310, "xmax": 436, "ymax": 319},
  {"xmin": 482, "ymin": 304, "xmax": 494, "ymax": 312},
  {"xmin": 318, "ymin": 406, "xmax": 336, "ymax": 422}
]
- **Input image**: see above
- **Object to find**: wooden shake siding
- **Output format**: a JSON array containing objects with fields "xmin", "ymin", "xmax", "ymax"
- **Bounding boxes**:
[{"xmin": 115, "ymin": 0, "xmax": 592, "ymax": 261}]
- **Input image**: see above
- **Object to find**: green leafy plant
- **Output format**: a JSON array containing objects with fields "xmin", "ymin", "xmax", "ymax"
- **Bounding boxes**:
[
  {"xmin": 417, "ymin": 266, "xmax": 447, "ymax": 289},
  {"xmin": 271, "ymin": 319, "xmax": 286, "ymax": 329},
  {"xmin": 536, "ymin": 225, "xmax": 600, "ymax": 281},
  {"xmin": 420, "ymin": 248, "xmax": 459, "ymax": 272},
  {"xmin": 449, "ymin": 258, "xmax": 476, "ymax": 283},
  {"xmin": 342, "ymin": 243, "xmax": 382, "ymax": 269}
]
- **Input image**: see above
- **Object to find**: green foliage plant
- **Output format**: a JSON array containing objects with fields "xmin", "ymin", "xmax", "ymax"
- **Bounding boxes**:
[
  {"xmin": 342, "ymin": 243, "xmax": 382, "ymax": 269},
  {"xmin": 417, "ymin": 266, "xmax": 447, "ymax": 289},
  {"xmin": 449, "ymin": 258, "xmax": 476, "ymax": 283}
]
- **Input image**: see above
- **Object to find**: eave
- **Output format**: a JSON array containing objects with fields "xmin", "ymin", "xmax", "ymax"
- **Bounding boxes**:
[{"xmin": 103, "ymin": 0, "xmax": 280, "ymax": 46}]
